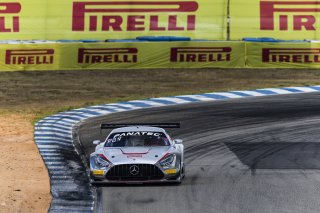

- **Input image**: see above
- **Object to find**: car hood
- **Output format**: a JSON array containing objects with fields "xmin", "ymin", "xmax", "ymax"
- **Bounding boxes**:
[{"xmin": 103, "ymin": 146, "xmax": 171, "ymax": 165}]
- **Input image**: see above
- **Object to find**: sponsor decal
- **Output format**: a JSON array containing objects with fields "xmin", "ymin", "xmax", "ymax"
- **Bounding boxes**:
[
  {"xmin": 170, "ymin": 47, "xmax": 232, "ymax": 62},
  {"xmin": 113, "ymin": 132, "xmax": 162, "ymax": 138},
  {"xmin": 260, "ymin": 0, "xmax": 320, "ymax": 31},
  {"xmin": 5, "ymin": 49, "xmax": 54, "ymax": 65},
  {"xmin": 78, "ymin": 48, "xmax": 138, "ymax": 64},
  {"xmin": 0, "ymin": 2, "xmax": 21, "ymax": 33},
  {"xmin": 108, "ymin": 132, "xmax": 163, "ymax": 143},
  {"xmin": 72, "ymin": 1, "xmax": 198, "ymax": 32},
  {"xmin": 262, "ymin": 48, "xmax": 320, "ymax": 63}
]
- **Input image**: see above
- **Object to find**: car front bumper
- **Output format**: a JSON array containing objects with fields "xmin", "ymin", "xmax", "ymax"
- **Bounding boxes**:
[{"xmin": 90, "ymin": 165, "xmax": 181, "ymax": 184}]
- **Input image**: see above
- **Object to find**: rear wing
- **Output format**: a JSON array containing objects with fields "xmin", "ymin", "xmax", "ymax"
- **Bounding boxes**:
[{"xmin": 100, "ymin": 123, "xmax": 180, "ymax": 129}]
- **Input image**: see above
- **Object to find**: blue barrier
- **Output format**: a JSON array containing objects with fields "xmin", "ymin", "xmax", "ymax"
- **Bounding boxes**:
[
  {"xmin": 79, "ymin": 39, "xmax": 101, "ymax": 43},
  {"xmin": 57, "ymin": 40, "xmax": 81, "ymax": 43},
  {"xmin": 106, "ymin": 39, "xmax": 146, "ymax": 42},
  {"xmin": 243, "ymin": 37, "xmax": 279, "ymax": 42},
  {"xmin": 243, "ymin": 37, "xmax": 306, "ymax": 43},
  {"xmin": 136, "ymin": 36, "xmax": 191, "ymax": 41}
]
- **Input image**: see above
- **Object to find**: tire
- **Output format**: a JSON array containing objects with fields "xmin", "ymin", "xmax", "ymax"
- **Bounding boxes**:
[{"xmin": 175, "ymin": 164, "xmax": 184, "ymax": 184}]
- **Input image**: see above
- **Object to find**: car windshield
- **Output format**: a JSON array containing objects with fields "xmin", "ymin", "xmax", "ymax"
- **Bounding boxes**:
[{"xmin": 105, "ymin": 131, "xmax": 170, "ymax": 147}]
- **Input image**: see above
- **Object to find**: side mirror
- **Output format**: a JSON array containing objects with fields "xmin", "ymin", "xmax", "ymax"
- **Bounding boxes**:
[
  {"xmin": 174, "ymin": 139, "xmax": 183, "ymax": 144},
  {"xmin": 93, "ymin": 140, "xmax": 101, "ymax": 145}
]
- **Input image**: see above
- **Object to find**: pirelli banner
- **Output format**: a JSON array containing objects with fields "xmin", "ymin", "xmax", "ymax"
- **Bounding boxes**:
[
  {"xmin": 247, "ymin": 42, "xmax": 320, "ymax": 68},
  {"xmin": 0, "ymin": 0, "xmax": 226, "ymax": 40},
  {"xmin": 0, "ymin": 44, "xmax": 61, "ymax": 71},
  {"xmin": 231, "ymin": 0, "xmax": 320, "ymax": 40},
  {"xmin": 0, "ymin": 42, "xmax": 245, "ymax": 71}
]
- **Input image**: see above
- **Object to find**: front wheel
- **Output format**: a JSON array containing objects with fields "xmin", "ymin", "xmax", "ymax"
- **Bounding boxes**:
[{"xmin": 175, "ymin": 164, "xmax": 185, "ymax": 184}]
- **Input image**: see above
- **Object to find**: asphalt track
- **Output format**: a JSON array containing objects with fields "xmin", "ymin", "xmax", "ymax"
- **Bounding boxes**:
[{"xmin": 77, "ymin": 92, "xmax": 320, "ymax": 213}]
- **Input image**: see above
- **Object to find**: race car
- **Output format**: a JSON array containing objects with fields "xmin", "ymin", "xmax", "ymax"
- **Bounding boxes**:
[{"xmin": 89, "ymin": 123, "xmax": 185, "ymax": 184}]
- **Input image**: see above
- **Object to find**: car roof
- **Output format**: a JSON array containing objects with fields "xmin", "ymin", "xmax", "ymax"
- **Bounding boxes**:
[{"xmin": 110, "ymin": 126, "xmax": 166, "ymax": 134}]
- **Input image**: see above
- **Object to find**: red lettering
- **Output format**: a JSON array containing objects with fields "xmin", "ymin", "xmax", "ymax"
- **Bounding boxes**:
[
  {"xmin": 0, "ymin": 17, "xmax": 10, "ymax": 32},
  {"xmin": 90, "ymin": 16, "xmax": 97, "ymax": 31},
  {"xmin": 187, "ymin": 15, "xmax": 196, "ymax": 31},
  {"xmin": 0, "ymin": 16, "xmax": 19, "ymax": 32},
  {"xmin": 12, "ymin": 16, "xmax": 19, "ymax": 32},
  {"xmin": 132, "ymin": 55, "xmax": 138, "ymax": 63},
  {"xmin": 279, "ymin": 55, "xmax": 290, "ymax": 62},
  {"xmin": 27, "ymin": 56, "xmax": 34, "ymax": 64},
  {"xmin": 279, "ymin": 15, "xmax": 288, "ymax": 31},
  {"xmin": 168, "ymin": 15, "xmax": 184, "ymax": 31},
  {"xmin": 294, "ymin": 15, "xmax": 316, "ymax": 31},
  {"xmin": 18, "ymin": 57, "xmax": 26, "ymax": 64},
  {"xmin": 102, "ymin": 16, "xmax": 122, "ymax": 31},
  {"xmin": 186, "ymin": 54, "xmax": 196, "ymax": 62},
  {"xmin": 304, "ymin": 55, "xmax": 312, "ymax": 63},
  {"xmin": 114, "ymin": 55, "xmax": 121, "ymax": 63},
  {"xmin": 208, "ymin": 54, "xmax": 215, "ymax": 61},
  {"xmin": 226, "ymin": 54, "xmax": 231, "ymax": 61},
  {"xmin": 272, "ymin": 55, "xmax": 277, "ymax": 62},
  {"xmin": 0, "ymin": 3, "xmax": 21, "ymax": 33},
  {"xmin": 92, "ymin": 56, "xmax": 102, "ymax": 63},
  {"xmin": 260, "ymin": 1, "xmax": 320, "ymax": 31},
  {"xmin": 292, "ymin": 55, "xmax": 302, "ymax": 63},
  {"xmin": 217, "ymin": 54, "xmax": 227, "ymax": 61},
  {"xmin": 314, "ymin": 55, "xmax": 320, "ymax": 62},
  {"xmin": 103, "ymin": 55, "xmax": 112, "ymax": 63},
  {"xmin": 36, "ymin": 56, "xmax": 41, "ymax": 64},
  {"xmin": 150, "ymin": 16, "xmax": 165, "ymax": 31},
  {"xmin": 0, "ymin": 3, "xmax": 21, "ymax": 14},
  {"xmin": 127, "ymin": 15, "xmax": 145, "ymax": 31},
  {"xmin": 179, "ymin": 54, "xmax": 185, "ymax": 62},
  {"xmin": 72, "ymin": 2, "xmax": 198, "ymax": 32},
  {"xmin": 198, "ymin": 54, "xmax": 206, "ymax": 62}
]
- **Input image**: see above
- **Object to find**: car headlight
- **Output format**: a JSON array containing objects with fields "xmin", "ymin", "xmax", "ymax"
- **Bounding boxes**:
[
  {"xmin": 95, "ymin": 154, "xmax": 111, "ymax": 167},
  {"xmin": 159, "ymin": 153, "xmax": 176, "ymax": 169}
]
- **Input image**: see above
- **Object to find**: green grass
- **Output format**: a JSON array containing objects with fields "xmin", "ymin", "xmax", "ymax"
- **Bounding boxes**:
[{"xmin": 1, "ymin": 68, "xmax": 320, "ymax": 123}]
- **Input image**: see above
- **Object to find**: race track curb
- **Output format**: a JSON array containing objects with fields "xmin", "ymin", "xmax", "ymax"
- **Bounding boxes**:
[{"xmin": 34, "ymin": 85, "xmax": 320, "ymax": 213}]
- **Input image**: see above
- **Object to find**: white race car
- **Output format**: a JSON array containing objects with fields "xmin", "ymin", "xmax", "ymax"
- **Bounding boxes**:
[{"xmin": 89, "ymin": 123, "xmax": 185, "ymax": 184}]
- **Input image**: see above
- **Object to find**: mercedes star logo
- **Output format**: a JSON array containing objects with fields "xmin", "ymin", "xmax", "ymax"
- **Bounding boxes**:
[{"xmin": 129, "ymin": 165, "xmax": 139, "ymax": 175}]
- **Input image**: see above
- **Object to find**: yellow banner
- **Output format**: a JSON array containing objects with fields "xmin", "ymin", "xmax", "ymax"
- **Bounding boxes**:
[
  {"xmin": 230, "ymin": 0, "xmax": 320, "ymax": 40},
  {"xmin": 246, "ymin": 42, "xmax": 320, "ymax": 68},
  {"xmin": 0, "ymin": 0, "xmax": 227, "ymax": 40},
  {"xmin": 0, "ymin": 42, "xmax": 245, "ymax": 71},
  {"xmin": 4, "ymin": 41, "xmax": 320, "ymax": 70},
  {"xmin": 0, "ymin": 43, "xmax": 61, "ymax": 71},
  {"xmin": 4, "ymin": 0, "xmax": 320, "ymax": 41}
]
